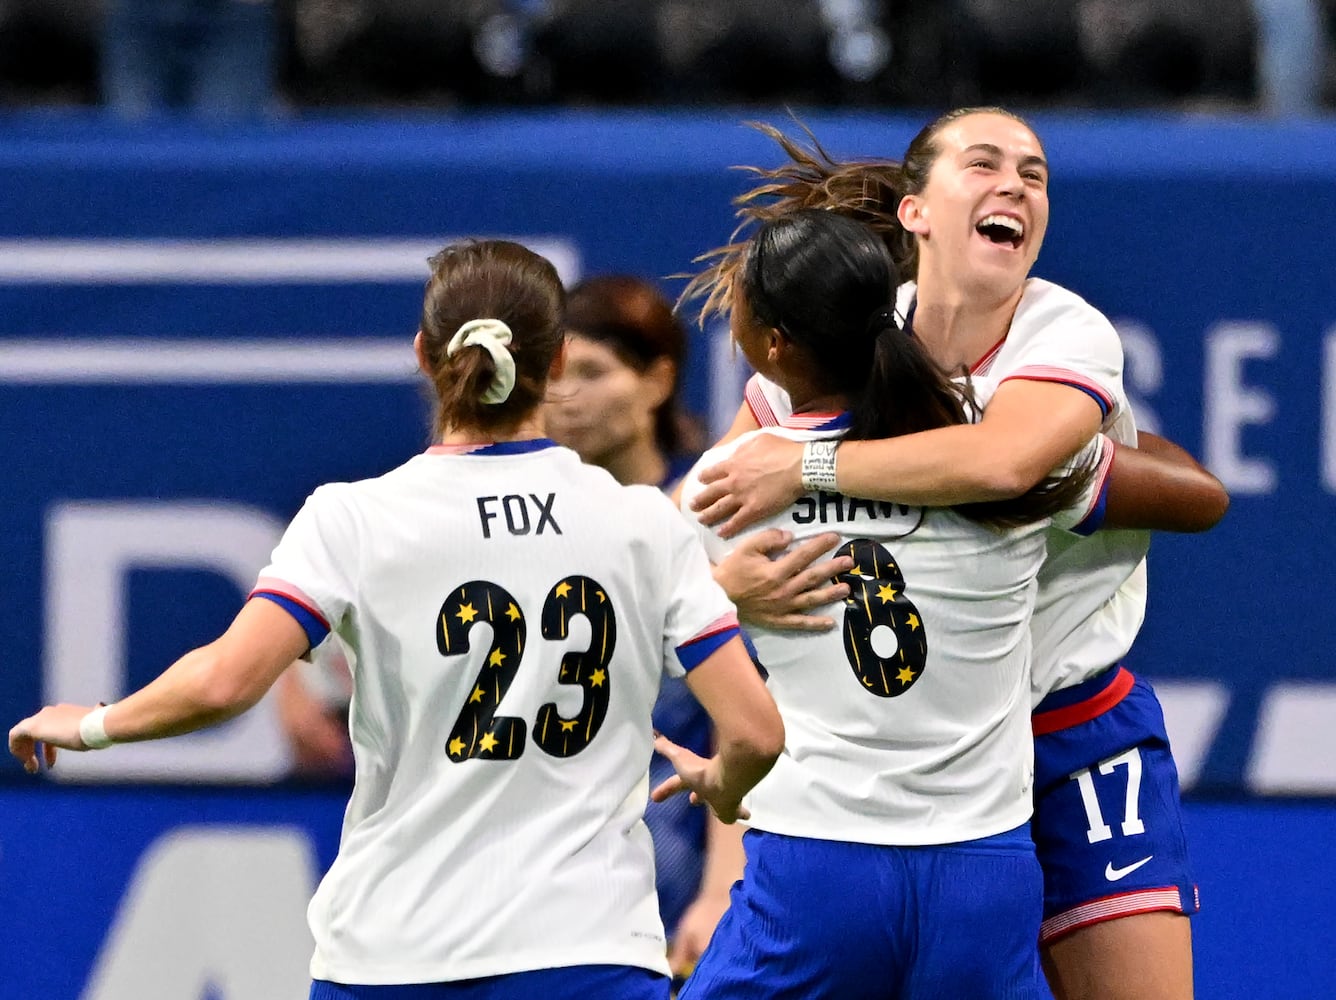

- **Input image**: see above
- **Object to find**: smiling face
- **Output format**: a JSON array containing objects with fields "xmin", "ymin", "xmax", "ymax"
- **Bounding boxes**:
[{"xmin": 897, "ymin": 111, "xmax": 1050, "ymax": 302}]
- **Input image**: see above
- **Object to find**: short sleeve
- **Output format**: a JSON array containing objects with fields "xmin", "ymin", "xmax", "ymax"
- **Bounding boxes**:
[
  {"xmin": 994, "ymin": 286, "xmax": 1125, "ymax": 420},
  {"xmin": 250, "ymin": 484, "xmax": 359, "ymax": 651},
  {"xmin": 1049, "ymin": 434, "xmax": 1116, "ymax": 535},
  {"xmin": 648, "ymin": 488, "xmax": 739, "ymax": 677},
  {"xmin": 744, "ymin": 373, "xmax": 794, "ymax": 428}
]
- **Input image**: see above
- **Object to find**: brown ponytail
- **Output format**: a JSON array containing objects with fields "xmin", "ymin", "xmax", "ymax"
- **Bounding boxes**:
[{"xmin": 418, "ymin": 240, "xmax": 565, "ymax": 438}]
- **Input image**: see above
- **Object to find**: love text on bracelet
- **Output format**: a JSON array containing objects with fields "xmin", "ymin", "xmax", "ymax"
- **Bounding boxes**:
[{"xmin": 800, "ymin": 440, "xmax": 840, "ymax": 493}]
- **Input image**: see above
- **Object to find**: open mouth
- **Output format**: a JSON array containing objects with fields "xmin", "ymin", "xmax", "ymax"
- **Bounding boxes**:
[{"xmin": 975, "ymin": 214, "xmax": 1024, "ymax": 250}]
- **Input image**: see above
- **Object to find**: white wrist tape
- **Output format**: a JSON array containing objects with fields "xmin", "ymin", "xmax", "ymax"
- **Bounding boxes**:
[
  {"xmin": 79, "ymin": 704, "xmax": 115, "ymax": 750},
  {"xmin": 800, "ymin": 440, "xmax": 840, "ymax": 492}
]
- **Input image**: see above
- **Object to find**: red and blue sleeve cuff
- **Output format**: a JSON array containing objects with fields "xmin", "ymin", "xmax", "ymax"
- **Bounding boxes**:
[
  {"xmin": 745, "ymin": 375, "xmax": 781, "ymax": 429},
  {"xmin": 1071, "ymin": 439, "xmax": 1117, "ymax": 536},
  {"xmin": 249, "ymin": 578, "xmax": 331, "ymax": 650},
  {"xmin": 1001, "ymin": 366, "xmax": 1115, "ymax": 418},
  {"xmin": 676, "ymin": 612, "xmax": 742, "ymax": 672}
]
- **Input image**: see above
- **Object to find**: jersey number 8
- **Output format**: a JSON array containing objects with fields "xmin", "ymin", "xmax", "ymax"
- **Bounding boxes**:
[
  {"xmin": 436, "ymin": 576, "xmax": 616, "ymax": 762},
  {"xmin": 836, "ymin": 538, "xmax": 928, "ymax": 697}
]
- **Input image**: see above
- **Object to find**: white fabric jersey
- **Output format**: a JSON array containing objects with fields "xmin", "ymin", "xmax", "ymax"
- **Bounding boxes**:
[
  {"xmin": 253, "ymin": 441, "xmax": 737, "ymax": 985},
  {"xmin": 680, "ymin": 417, "xmax": 1106, "ymax": 846},
  {"xmin": 745, "ymin": 277, "xmax": 1150, "ymax": 705}
]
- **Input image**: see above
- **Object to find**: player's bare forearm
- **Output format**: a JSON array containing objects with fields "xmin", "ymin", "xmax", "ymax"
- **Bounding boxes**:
[
  {"xmin": 674, "ymin": 637, "xmax": 784, "ymax": 820},
  {"xmin": 105, "ymin": 643, "xmax": 253, "ymax": 741},
  {"xmin": 1103, "ymin": 433, "xmax": 1229, "ymax": 532},
  {"xmin": 692, "ymin": 383, "xmax": 1103, "ymax": 538},
  {"xmin": 106, "ymin": 601, "xmax": 308, "ymax": 742},
  {"xmin": 837, "ymin": 382, "xmax": 1103, "ymax": 505},
  {"xmin": 709, "ymin": 730, "xmax": 780, "ymax": 820}
]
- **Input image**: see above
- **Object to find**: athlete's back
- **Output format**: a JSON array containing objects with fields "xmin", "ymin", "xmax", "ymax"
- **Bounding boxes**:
[
  {"xmin": 260, "ymin": 442, "xmax": 734, "ymax": 984},
  {"xmin": 680, "ymin": 418, "xmax": 1100, "ymax": 846}
]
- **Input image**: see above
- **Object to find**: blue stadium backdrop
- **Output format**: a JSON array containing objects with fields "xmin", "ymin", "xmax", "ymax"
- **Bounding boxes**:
[{"xmin": 1, "ymin": 112, "xmax": 1334, "ymax": 998}]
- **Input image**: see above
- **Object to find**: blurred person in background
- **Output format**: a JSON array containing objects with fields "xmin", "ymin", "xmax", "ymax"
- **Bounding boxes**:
[
  {"xmin": 103, "ymin": 0, "xmax": 276, "ymax": 118},
  {"xmin": 275, "ymin": 637, "xmax": 355, "ymax": 780},
  {"xmin": 545, "ymin": 275, "xmax": 702, "ymax": 495},
  {"xmin": 543, "ymin": 275, "xmax": 743, "ymax": 981},
  {"xmin": 10, "ymin": 238, "xmax": 784, "ymax": 1000}
]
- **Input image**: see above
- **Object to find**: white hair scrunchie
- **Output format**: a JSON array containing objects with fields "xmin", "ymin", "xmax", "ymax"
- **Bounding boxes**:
[{"xmin": 445, "ymin": 318, "xmax": 517, "ymax": 404}]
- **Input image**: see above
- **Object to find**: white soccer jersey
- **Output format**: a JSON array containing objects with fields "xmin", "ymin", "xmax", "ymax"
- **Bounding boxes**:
[
  {"xmin": 680, "ymin": 416, "xmax": 1105, "ymax": 846},
  {"xmin": 252, "ymin": 440, "xmax": 737, "ymax": 985},
  {"xmin": 745, "ymin": 277, "xmax": 1151, "ymax": 705},
  {"xmin": 957, "ymin": 278, "xmax": 1151, "ymax": 701}
]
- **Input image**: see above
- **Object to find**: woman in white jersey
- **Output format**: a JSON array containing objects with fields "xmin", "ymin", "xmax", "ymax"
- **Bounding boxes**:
[
  {"xmin": 9, "ymin": 239, "xmax": 785, "ymax": 1000},
  {"xmin": 677, "ymin": 207, "xmax": 1107, "ymax": 1000},
  {"xmin": 686, "ymin": 112, "xmax": 1227, "ymax": 1000}
]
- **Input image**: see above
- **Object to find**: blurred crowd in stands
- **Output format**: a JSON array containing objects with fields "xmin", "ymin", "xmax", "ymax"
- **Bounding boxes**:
[{"xmin": 1, "ymin": 0, "xmax": 1332, "ymax": 117}]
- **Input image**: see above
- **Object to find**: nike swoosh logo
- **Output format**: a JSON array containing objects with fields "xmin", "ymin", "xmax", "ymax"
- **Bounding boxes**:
[{"xmin": 1105, "ymin": 856, "xmax": 1154, "ymax": 881}]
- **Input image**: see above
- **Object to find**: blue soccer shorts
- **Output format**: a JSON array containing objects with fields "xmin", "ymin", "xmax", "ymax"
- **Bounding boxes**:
[
  {"xmin": 310, "ymin": 965, "xmax": 669, "ymax": 1000},
  {"xmin": 679, "ymin": 826, "xmax": 1050, "ymax": 1000},
  {"xmin": 1031, "ymin": 667, "xmax": 1200, "ymax": 944}
]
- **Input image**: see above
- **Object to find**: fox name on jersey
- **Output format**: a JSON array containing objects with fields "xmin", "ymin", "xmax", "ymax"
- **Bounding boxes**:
[
  {"xmin": 252, "ymin": 440, "xmax": 738, "ymax": 985},
  {"xmin": 475, "ymin": 492, "xmax": 561, "ymax": 537}
]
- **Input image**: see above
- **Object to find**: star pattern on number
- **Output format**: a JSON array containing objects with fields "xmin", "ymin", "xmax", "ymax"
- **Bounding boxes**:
[
  {"xmin": 479, "ymin": 732, "xmax": 499, "ymax": 753},
  {"xmin": 596, "ymin": 590, "xmax": 607, "ymax": 603},
  {"xmin": 555, "ymin": 581, "xmax": 573, "ymax": 599},
  {"xmin": 456, "ymin": 602, "xmax": 479, "ymax": 624},
  {"xmin": 590, "ymin": 668, "xmax": 607, "ymax": 687},
  {"xmin": 448, "ymin": 737, "xmax": 466, "ymax": 758},
  {"xmin": 505, "ymin": 603, "xmax": 521, "ymax": 622},
  {"xmin": 835, "ymin": 538, "xmax": 928, "ymax": 700},
  {"xmin": 560, "ymin": 720, "xmax": 578, "ymax": 733},
  {"xmin": 469, "ymin": 685, "xmax": 484, "ymax": 704},
  {"xmin": 489, "ymin": 648, "xmax": 506, "ymax": 668}
]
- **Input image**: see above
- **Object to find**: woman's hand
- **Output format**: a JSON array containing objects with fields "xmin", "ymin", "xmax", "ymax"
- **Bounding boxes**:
[
  {"xmin": 714, "ymin": 530, "xmax": 852, "ymax": 631},
  {"xmin": 649, "ymin": 734, "xmax": 750, "ymax": 825},
  {"xmin": 8, "ymin": 704, "xmax": 95, "ymax": 773},
  {"xmin": 690, "ymin": 435, "xmax": 806, "ymax": 537}
]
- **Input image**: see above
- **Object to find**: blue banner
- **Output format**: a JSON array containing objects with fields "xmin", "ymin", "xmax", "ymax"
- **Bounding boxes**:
[
  {"xmin": 1, "ymin": 785, "xmax": 1331, "ymax": 999},
  {"xmin": 2, "ymin": 111, "xmax": 1335, "ymax": 792}
]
